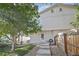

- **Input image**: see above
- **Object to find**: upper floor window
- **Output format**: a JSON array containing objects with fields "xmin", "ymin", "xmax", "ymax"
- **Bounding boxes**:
[{"xmin": 59, "ymin": 8, "xmax": 62, "ymax": 12}]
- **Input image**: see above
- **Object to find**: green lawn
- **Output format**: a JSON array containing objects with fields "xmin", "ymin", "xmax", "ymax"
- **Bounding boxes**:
[{"xmin": 0, "ymin": 44, "xmax": 35, "ymax": 56}]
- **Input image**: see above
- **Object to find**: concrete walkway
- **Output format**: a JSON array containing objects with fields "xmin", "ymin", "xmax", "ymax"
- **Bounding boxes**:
[
  {"xmin": 35, "ymin": 44, "xmax": 66, "ymax": 56},
  {"xmin": 36, "ymin": 43, "xmax": 51, "ymax": 56},
  {"xmin": 28, "ymin": 41, "xmax": 66, "ymax": 56},
  {"xmin": 50, "ymin": 46, "xmax": 66, "ymax": 56}
]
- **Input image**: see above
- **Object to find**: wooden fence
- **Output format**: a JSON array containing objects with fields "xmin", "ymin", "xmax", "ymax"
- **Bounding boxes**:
[
  {"xmin": 66, "ymin": 33, "xmax": 79, "ymax": 56},
  {"xmin": 55, "ymin": 32, "xmax": 79, "ymax": 56}
]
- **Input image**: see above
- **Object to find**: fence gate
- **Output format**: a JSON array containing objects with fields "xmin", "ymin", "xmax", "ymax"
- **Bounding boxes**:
[{"xmin": 66, "ymin": 32, "xmax": 79, "ymax": 56}]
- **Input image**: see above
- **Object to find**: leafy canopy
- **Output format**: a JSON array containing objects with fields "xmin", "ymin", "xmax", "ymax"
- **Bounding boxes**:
[
  {"xmin": 0, "ymin": 3, "xmax": 41, "ymax": 36},
  {"xmin": 71, "ymin": 5, "xmax": 79, "ymax": 28}
]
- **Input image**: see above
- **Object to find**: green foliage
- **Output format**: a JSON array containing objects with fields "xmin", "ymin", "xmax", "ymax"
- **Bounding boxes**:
[
  {"xmin": 0, "ymin": 52, "xmax": 11, "ymax": 56},
  {"xmin": 71, "ymin": 15, "xmax": 79, "ymax": 28},
  {"xmin": 0, "ymin": 36, "xmax": 11, "ymax": 44},
  {"xmin": 15, "ymin": 44, "xmax": 35, "ymax": 56},
  {"xmin": 0, "ymin": 51, "xmax": 16, "ymax": 56},
  {"xmin": 0, "ymin": 44, "xmax": 13, "ymax": 56},
  {"xmin": 0, "ymin": 44, "xmax": 35, "ymax": 56},
  {"xmin": 0, "ymin": 44, "xmax": 8, "ymax": 49},
  {"xmin": 0, "ymin": 44, "xmax": 11, "ymax": 51},
  {"xmin": 15, "ymin": 48, "xmax": 28, "ymax": 56},
  {"xmin": 71, "ymin": 5, "xmax": 79, "ymax": 28},
  {"xmin": 0, "ymin": 3, "xmax": 41, "ymax": 36},
  {"xmin": 0, "ymin": 3, "xmax": 41, "ymax": 51}
]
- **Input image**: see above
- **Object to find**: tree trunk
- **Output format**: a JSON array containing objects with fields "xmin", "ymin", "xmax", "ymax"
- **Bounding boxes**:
[
  {"xmin": 20, "ymin": 32, "xmax": 23, "ymax": 45},
  {"xmin": 11, "ymin": 35, "xmax": 16, "ymax": 51},
  {"xmin": 11, "ymin": 41, "xmax": 15, "ymax": 51},
  {"xmin": 20, "ymin": 35, "xmax": 23, "ymax": 45}
]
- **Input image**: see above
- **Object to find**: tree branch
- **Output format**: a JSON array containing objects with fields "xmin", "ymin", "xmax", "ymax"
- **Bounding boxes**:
[{"xmin": 5, "ymin": 35, "xmax": 12, "ymax": 40}]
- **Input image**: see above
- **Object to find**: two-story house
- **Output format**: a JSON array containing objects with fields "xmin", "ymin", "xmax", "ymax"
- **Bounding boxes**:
[{"xmin": 29, "ymin": 4, "xmax": 76, "ymax": 44}]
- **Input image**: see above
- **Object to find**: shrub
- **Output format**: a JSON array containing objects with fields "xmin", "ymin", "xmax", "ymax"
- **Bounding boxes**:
[
  {"xmin": 28, "ymin": 45, "xmax": 35, "ymax": 50},
  {"xmin": 0, "ymin": 44, "xmax": 35, "ymax": 56},
  {"xmin": 0, "ymin": 52, "xmax": 8, "ymax": 56},
  {"xmin": 15, "ymin": 48, "xmax": 29, "ymax": 56},
  {"xmin": 0, "ymin": 51, "xmax": 15, "ymax": 56},
  {"xmin": 15, "ymin": 44, "xmax": 35, "ymax": 56},
  {"xmin": 0, "ymin": 44, "xmax": 8, "ymax": 48},
  {"xmin": 0, "ymin": 44, "xmax": 11, "ymax": 51}
]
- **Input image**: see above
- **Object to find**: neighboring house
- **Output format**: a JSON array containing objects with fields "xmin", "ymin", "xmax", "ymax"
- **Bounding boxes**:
[
  {"xmin": 16, "ymin": 35, "xmax": 31, "ymax": 45},
  {"xmin": 29, "ymin": 4, "xmax": 76, "ymax": 44}
]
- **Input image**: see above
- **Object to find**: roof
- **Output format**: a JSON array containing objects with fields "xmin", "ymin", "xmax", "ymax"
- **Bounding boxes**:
[{"xmin": 39, "ymin": 3, "xmax": 76, "ymax": 14}]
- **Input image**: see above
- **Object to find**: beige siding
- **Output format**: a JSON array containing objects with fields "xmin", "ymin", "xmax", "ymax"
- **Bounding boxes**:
[
  {"xmin": 30, "ymin": 31, "xmax": 54, "ymax": 44},
  {"xmin": 29, "ymin": 4, "xmax": 76, "ymax": 44},
  {"xmin": 39, "ymin": 5, "xmax": 76, "ymax": 30}
]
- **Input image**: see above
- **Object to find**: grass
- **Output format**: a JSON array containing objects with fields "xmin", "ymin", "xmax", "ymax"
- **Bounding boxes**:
[
  {"xmin": 0, "ymin": 51, "xmax": 16, "ymax": 56},
  {"xmin": 0, "ymin": 44, "xmax": 35, "ymax": 56},
  {"xmin": 15, "ymin": 44, "xmax": 35, "ymax": 56}
]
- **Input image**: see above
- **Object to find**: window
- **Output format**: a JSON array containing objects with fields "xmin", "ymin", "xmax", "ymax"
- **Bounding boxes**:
[
  {"xmin": 59, "ymin": 8, "xmax": 62, "ymax": 12},
  {"xmin": 41, "ymin": 34, "xmax": 44, "ymax": 39}
]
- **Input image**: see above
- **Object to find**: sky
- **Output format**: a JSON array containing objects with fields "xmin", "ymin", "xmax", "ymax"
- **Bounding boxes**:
[
  {"xmin": 36, "ymin": 3, "xmax": 76, "ymax": 12},
  {"xmin": 36, "ymin": 3, "xmax": 51, "ymax": 12}
]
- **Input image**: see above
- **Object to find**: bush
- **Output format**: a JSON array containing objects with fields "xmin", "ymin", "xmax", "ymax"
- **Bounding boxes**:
[
  {"xmin": 0, "ymin": 44, "xmax": 8, "ymax": 48},
  {"xmin": 15, "ymin": 44, "xmax": 35, "ymax": 56},
  {"xmin": 15, "ymin": 48, "xmax": 28, "ymax": 56},
  {"xmin": 0, "ymin": 44, "xmax": 35, "ymax": 56},
  {"xmin": 0, "ymin": 51, "xmax": 15, "ymax": 56},
  {"xmin": 0, "ymin": 44, "xmax": 11, "ymax": 52},
  {"xmin": 0, "ymin": 52, "xmax": 9, "ymax": 56},
  {"xmin": 27, "ymin": 45, "xmax": 35, "ymax": 50}
]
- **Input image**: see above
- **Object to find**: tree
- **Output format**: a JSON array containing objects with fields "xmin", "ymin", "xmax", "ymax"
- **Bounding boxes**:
[
  {"xmin": 71, "ymin": 5, "xmax": 79, "ymax": 29},
  {"xmin": 0, "ymin": 3, "xmax": 41, "ymax": 51}
]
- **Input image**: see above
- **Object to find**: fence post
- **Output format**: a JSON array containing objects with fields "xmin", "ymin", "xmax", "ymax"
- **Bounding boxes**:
[{"xmin": 64, "ymin": 33, "xmax": 68, "ymax": 56}]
